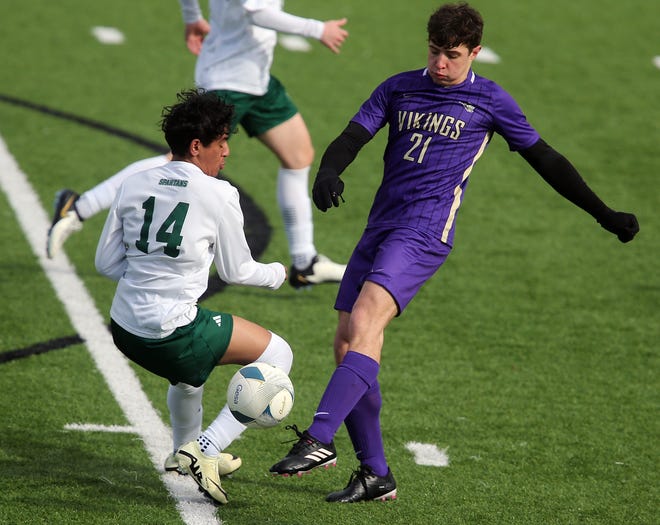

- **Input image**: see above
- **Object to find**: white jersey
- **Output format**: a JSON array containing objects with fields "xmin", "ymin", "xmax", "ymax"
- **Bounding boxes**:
[
  {"xmin": 76, "ymin": 154, "xmax": 169, "ymax": 219},
  {"xmin": 95, "ymin": 161, "xmax": 285, "ymax": 338},
  {"xmin": 183, "ymin": 0, "xmax": 324, "ymax": 95}
]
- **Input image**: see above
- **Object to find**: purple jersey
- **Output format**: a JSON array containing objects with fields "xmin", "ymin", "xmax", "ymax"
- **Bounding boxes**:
[{"xmin": 351, "ymin": 68, "xmax": 539, "ymax": 246}]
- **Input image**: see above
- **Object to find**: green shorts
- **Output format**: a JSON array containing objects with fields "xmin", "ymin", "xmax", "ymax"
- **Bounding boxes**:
[
  {"xmin": 214, "ymin": 75, "xmax": 298, "ymax": 137},
  {"xmin": 110, "ymin": 308, "xmax": 234, "ymax": 387}
]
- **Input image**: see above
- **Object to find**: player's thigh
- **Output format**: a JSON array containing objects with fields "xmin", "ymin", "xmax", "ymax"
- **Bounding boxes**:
[
  {"xmin": 257, "ymin": 113, "xmax": 314, "ymax": 168},
  {"xmin": 110, "ymin": 309, "xmax": 232, "ymax": 387},
  {"xmin": 220, "ymin": 315, "xmax": 273, "ymax": 365},
  {"xmin": 351, "ymin": 280, "xmax": 398, "ymax": 332},
  {"xmin": 367, "ymin": 227, "xmax": 451, "ymax": 313},
  {"xmin": 335, "ymin": 228, "xmax": 390, "ymax": 313},
  {"xmin": 232, "ymin": 75, "xmax": 298, "ymax": 136}
]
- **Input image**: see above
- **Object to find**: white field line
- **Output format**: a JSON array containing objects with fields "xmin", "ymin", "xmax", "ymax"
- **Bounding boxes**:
[
  {"xmin": 64, "ymin": 423, "xmax": 136, "ymax": 433},
  {"xmin": 0, "ymin": 135, "xmax": 221, "ymax": 525}
]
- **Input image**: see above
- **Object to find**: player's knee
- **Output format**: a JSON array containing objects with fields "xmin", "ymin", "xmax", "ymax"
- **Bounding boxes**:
[
  {"xmin": 278, "ymin": 139, "xmax": 314, "ymax": 168},
  {"xmin": 256, "ymin": 332, "xmax": 293, "ymax": 374}
]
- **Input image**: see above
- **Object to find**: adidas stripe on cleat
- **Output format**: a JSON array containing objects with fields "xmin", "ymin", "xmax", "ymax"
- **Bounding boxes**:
[{"xmin": 269, "ymin": 424, "xmax": 337, "ymax": 476}]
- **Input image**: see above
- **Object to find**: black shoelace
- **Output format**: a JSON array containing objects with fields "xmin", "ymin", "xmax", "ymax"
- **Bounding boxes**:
[{"xmin": 281, "ymin": 424, "xmax": 312, "ymax": 454}]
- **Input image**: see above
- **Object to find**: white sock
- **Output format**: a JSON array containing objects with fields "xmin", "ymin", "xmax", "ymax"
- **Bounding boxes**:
[
  {"xmin": 167, "ymin": 382, "xmax": 204, "ymax": 452},
  {"xmin": 200, "ymin": 332, "xmax": 293, "ymax": 453},
  {"xmin": 197, "ymin": 405, "xmax": 245, "ymax": 457},
  {"xmin": 254, "ymin": 332, "xmax": 293, "ymax": 374},
  {"xmin": 276, "ymin": 166, "xmax": 316, "ymax": 269},
  {"xmin": 76, "ymin": 154, "xmax": 169, "ymax": 219}
]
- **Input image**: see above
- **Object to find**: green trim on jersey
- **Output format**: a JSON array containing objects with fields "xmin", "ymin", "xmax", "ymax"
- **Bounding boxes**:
[
  {"xmin": 110, "ymin": 308, "xmax": 234, "ymax": 387},
  {"xmin": 214, "ymin": 75, "xmax": 298, "ymax": 137}
]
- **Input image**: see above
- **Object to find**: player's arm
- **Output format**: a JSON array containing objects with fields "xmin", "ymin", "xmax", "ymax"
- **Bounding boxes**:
[
  {"xmin": 214, "ymin": 187, "xmax": 286, "ymax": 290},
  {"xmin": 519, "ymin": 138, "xmax": 639, "ymax": 243},
  {"xmin": 95, "ymin": 205, "xmax": 128, "ymax": 281},
  {"xmin": 178, "ymin": 0, "xmax": 210, "ymax": 55},
  {"xmin": 312, "ymin": 121, "xmax": 372, "ymax": 211},
  {"xmin": 247, "ymin": 7, "xmax": 348, "ymax": 54}
]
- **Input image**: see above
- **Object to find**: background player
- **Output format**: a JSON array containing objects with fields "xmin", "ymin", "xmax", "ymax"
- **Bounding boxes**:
[
  {"xmin": 49, "ymin": 0, "xmax": 349, "ymax": 289},
  {"xmin": 269, "ymin": 2, "xmax": 639, "ymax": 502}
]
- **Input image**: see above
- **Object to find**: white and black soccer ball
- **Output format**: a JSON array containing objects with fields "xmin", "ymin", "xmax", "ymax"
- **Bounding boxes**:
[{"xmin": 226, "ymin": 362, "xmax": 294, "ymax": 429}]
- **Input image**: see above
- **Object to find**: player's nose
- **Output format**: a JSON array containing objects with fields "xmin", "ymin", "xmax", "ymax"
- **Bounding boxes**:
[{"xmin": 434, "ymin": 55, "xmax": 449, "ymax": 68}]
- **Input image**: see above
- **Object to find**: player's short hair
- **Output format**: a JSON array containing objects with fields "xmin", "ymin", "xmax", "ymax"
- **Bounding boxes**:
[
  {"xmin": 161, "ymin": 88, "xmax": 235, "ymax": 156},
  {"xmin": 427, "ymin": 2, "xmax": 483, "ymax": 51}
]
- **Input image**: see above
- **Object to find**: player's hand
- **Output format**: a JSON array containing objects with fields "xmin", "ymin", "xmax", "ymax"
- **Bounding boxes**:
[
  {"xmin": 184, "ymin": 19, "xmax": 211, "ymax": 56},
  {"xmin": 598, "ymin": 210, "xmax": 639, "ymax": 243},
  {"xmin": 313, "ymin": 169, "xmax": 345, "ymax": 211},
  {"xmin": 320, "ymin": 18, "xmax": 348, "ymax": 54}
]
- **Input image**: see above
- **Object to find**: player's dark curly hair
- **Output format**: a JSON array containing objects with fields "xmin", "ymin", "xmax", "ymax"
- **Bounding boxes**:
[
  {"xmin": 427, "ymin": 2, "xmax": 483, "ymax": 51},
  {"xmin": 160, "ymin": 88, "xmax": 235, "ymax": 156}
]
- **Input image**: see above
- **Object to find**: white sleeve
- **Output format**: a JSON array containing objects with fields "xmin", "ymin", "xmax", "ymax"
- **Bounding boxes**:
[
  {"xmin": 178, "ymin": 0, "xmax": 204, "ymax": 24},
  {"xmin": 213, "ymin": 187, "xmax": 286, "ymax": 290},
  {"xmin": 77, "ymin": 154, "xmax": 169, "ymax": 219},
  {"xmin": 95, "ymin": 199, "xmax": 127, "ymax": 281},
  {"xmin": 247, "ymin": 7, "xmax": 324, "ymax": 40}
]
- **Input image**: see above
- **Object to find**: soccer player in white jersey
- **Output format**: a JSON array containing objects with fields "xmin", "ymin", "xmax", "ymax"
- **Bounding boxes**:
[
  {"xmin": 269, "ymin": 2, "xmax": 639, "ymax": 503},
  {"xmin": 95, "ymin": 89, "xmax": 293, "ymax": 505},
  {"xmin": 49, "ymin": 0, "xmax": 349, "ymax": 289}
]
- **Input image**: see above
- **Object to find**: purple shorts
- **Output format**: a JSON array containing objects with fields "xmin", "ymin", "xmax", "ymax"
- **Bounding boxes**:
[{"xmin": 335, "ymin": 226, "xmax": 452, "ymax": 314}]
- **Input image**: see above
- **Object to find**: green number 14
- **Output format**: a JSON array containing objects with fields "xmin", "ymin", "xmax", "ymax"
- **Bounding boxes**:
[{"xmin": 135, "ymin": 196, "xmax": 189, "ymax": 257}]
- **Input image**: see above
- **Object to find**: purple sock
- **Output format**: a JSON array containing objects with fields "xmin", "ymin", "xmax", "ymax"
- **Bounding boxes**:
[
  {"xmin": 308, "ymin": 351, "xmax": 379, "ymax": 444},
  {"xmin": 345, "ymin": 381, "xmax": 389, "ymax": 477}
]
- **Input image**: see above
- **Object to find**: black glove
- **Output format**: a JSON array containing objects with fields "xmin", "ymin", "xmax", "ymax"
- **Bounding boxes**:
[
  {"xmin": 597, "ymin": 210, "xmax": 639, "ymax": 243},
  {"xmin": 312, "ymin": 169, "xmax": 345, "ymax": 212}
]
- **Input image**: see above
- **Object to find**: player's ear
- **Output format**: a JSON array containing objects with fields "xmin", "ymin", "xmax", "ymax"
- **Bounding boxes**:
[
  {"xmin": 470, "ymin": 45, "xmax": 482, "ymax": 61},
  {"xmin": 189, "ymin": 138, "xmax": 202, "ymax": 157}
]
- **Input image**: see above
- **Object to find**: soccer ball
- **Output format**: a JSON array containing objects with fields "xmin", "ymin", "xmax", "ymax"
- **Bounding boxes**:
[{"xmin": 226, "ymin": 362, "xmax": 294, "ymax": 429}]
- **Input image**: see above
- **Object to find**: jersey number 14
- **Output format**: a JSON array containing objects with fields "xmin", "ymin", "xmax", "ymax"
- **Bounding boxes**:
[{"xmin": 135, "ymin": 196, "xmax": 189, "ymax": 257}]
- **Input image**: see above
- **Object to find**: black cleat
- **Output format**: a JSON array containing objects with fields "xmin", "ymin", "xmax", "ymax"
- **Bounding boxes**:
[
  {"xmin": 269, "ymin": 424, "xmax": 337, "ymax": 476},
  {"xmin": 326, "ymin": 464, "xmax": 397, "ymax": 503}
]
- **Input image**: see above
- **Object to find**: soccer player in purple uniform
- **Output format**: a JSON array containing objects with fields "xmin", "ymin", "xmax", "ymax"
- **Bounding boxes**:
[{"xmin": 270, "ymin": 2, "xmax": 639, "ymax": 502}]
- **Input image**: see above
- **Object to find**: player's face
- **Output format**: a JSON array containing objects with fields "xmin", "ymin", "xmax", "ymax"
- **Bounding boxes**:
[
  {"xmin": 427, "ymin": 42, "xmax": 481, "ymax": 86},
  {"xmin": 194, "ymin": 134, "xmax": 230, "ymax": 177}
]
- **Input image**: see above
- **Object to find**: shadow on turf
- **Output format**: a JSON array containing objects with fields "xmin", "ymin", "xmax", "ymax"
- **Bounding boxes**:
[
  {"xmin": 221, "ymin": 471, "xmax": 342, "ymax": 509},
  {"xmin": 0, "ymin": 429, "xmax": 175, "ymax": 516}
]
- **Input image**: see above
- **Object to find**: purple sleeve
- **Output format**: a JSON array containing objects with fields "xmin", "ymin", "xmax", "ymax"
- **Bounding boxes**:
[
  {"xmin": 491, "ymin": 87, "xmax": 539, "ymax": 151},
  {"xmin": 350, "ymin": 81, "xmax": 389, "ymax": 136}
]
